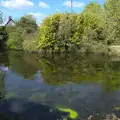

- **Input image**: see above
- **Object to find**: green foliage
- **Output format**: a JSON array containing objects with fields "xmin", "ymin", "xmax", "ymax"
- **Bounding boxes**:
[
  {"xmin": 0, "ymin": 12, "xmax": 8, "ymax": 42},
  {"xmin": 0, "ymin": 26, "xmax": 8, "ymax": 41},
  {"xmin": 34, "ymin": 13, "xmax": 62, "ymax": 51},
  {"xmin": 83, "ymin": 2, "xmax": 101, "ymax": 13},
  {"xmin": 19, "ymin": 15, "xmax": 38, "ymax": 34},
  {"xmin": 104, "ymin": 0, "xmax": 120, "ymax": 45},
  {"xmin": 29, "ymin": 2, "xmax": 106, "ymax": 53},
  {"xmin": 7, "ymin": 26, "xmax": 25, "ymax": 49},
  {"xmin": 0, "ymin": 11, "xmax": 3, "ymax": 24},
  {"xmin": 6, "ymin": 0, "xmax": 120, "ymax": 53},
  {"xmin": 7, "ymin": 15, "xmax": 38, "ymax": 50}
]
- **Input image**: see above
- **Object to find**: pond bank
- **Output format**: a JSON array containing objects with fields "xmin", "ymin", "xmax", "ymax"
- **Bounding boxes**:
[{"xmin": 6, "ymin": 45, "xmax": 120, "ymax": 58}]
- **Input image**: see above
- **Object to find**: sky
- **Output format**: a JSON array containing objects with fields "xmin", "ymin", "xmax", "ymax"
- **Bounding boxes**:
[{"xmin": 0, "ymin": 0, "xmax": 104, "ymax": 25}]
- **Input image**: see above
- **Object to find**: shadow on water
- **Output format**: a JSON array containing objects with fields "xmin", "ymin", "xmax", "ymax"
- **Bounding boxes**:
[
  {"xmin": 0, "ymin": 52, "xmax": 73, "ymax": 120},
  {"xmin": 0, "ymin": 98, "xmax": 70, "ymax": 120},
  {"xmin": 0, "ymin": 53, "xmax": 70, "ymax": 120}
]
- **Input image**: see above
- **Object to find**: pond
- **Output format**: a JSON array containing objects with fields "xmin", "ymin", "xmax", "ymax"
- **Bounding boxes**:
[{"xmin": 0, "ymin": 51, "xmax": 120, "ymax": 120}]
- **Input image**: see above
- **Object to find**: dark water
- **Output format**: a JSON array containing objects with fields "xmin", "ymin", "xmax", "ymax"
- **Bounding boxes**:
[{"xmin": 1, "ymin": 51, "xmax": 120, "ymax": 120}]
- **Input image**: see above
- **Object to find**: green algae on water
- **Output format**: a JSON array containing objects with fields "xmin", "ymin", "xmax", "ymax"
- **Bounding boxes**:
[{"xmin": 57, "ymin": 107, "xmax": 78, "ymax": 119}]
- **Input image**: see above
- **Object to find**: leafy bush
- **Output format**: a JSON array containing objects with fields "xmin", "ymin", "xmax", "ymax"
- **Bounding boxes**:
[{"xmin": 29, "ymin": 2, "xmax": 105, "ymax": 53}]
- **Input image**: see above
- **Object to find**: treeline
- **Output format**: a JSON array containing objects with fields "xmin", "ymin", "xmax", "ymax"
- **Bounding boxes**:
[
  {"xmin": 3, "ymin": 0, "xmax": 120, "ymax": 53},
  {"xmin": 27, "ymin": 0, "xmax": 120, "ymax": 53},
  {"xmin": 29, "ymin": 3, "xmax": 105, "ymax": 53}
]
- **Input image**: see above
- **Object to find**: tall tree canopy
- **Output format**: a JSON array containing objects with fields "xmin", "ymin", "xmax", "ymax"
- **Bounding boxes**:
[
  {"xmin": 29, "ymin": 2, "xmax": 105, "ymax": 53},
  {"xmin": 104, "ymin": 0, "xmax": 120, "ymax": 45},
  {"xmin": 19, "ymin": 15, "xmax": 38, "ymax": 34},
  {"xmin": 0, "ymin": 11, "xmax": 3, "ymax": 24}
]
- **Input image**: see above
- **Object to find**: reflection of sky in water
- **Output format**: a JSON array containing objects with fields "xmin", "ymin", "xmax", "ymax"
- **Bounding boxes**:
[
  {"xmin": 3, "ymin": 70, "xmax": 120, "ymax": 119},
  {"xmin": 0, "ymin": 66, "xmax": 8, "ymax": 72}
]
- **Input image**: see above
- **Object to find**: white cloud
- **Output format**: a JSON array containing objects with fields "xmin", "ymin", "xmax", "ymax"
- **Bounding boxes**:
[
  {"xmin": 38, "ymin": 1, "xmax": 50, "ymax": 8},
  {"xmin": 1, "ymin": 0, "xmax": 34, "ymax": 9},
  {"xmin": 29, "ymin": 12, "xmax": 46, "ymax": 19},
  {"xmin": 28, "ymin": 12, "xmax": 47, "ymax": 24},
  {"xmin": 63, "ymin": 0, "xmax": 85, "ymax": 8}
]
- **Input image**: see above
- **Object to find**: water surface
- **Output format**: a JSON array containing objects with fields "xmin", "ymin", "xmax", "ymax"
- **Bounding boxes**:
[{"xmin": 0, "ymin": 51, "xmax": 120, "ymax": 120}]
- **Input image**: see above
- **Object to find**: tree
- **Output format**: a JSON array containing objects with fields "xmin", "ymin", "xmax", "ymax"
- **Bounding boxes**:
[
  {"xmin": 7, "ymin": 1, "xmax": 110, "ymax": 53},
  {"xmin": 0, "ymin": 11, "xmax": 3, "ymax": 24},
  {"xmin": 0, "ymin": 11, "xmax": 8, "ymax": 49},
  {"xmin": 7, "ymin": 26, "xmax": 25, "ymax": 49},
  {"xmin": 104, "ymin": 0, "xmax": 120, "ymax": 45},
  {"xmin": 83, "ymin": 2, "xmax": 101, "ymax": 14},
  {"xmin": 29, "ymin": 5, "xmax": 106, "ymax": 53},
  {"xmin": 57, "ymin": 13, "xmax": 71, "ymax": 52},
  {"xmin": 7, "ymin": 15, "xmax": 38, "ymax": 50},
  {"xmin": 19, "ymin": 15, "xmax": 38, "ymax": 34},
  {"xmin": 33, "ymin": 13, "xmax": 62, "ymax": 52},
  {"xmin": 82, "ymin": 2, "xmax": 104, "ymax": 41},
  {"xmin": 57, "ymin": 13, "xmax": 77, "ymax": 52}
]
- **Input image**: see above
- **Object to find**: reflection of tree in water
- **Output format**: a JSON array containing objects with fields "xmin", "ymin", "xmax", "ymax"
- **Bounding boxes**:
[
  {"xmin": 101, "ymin": 57, "xmax": 120, "ymax": 92},
  {"xmin": 38, "ymin": 54, "xmax": 103, "ymax": 84},
  {"xmin": 7, "ymin": 51, "xmax": 120, "ymax": 91},
  {"xmin": 0, "ymin": 51, "xmax": 9, "ymax": 67},
  {"xmin": 38, "ymin": 54, "xmax": 120, "ymax": 91},
  {"xmin": 1, "ymin": 52, "xmax": 120, "ymax": 119},
  {"xmin": 0, "ymin": 40, "xmax": 7, "ymax": 52},
  {"xmin": 9, "ymin": 51, "xmax": 40, "ymax": 80}
]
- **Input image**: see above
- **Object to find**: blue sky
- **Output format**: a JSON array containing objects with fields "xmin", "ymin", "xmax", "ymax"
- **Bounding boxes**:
[{"xmin": 0, "ymin": 0, "xmax": 104, "ymax": 24}]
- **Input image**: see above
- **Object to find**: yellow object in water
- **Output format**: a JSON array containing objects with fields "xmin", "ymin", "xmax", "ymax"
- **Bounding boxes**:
[{"xmin": 57, "ymin": 107, "xmax": 78, "ymax": 119}]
